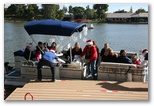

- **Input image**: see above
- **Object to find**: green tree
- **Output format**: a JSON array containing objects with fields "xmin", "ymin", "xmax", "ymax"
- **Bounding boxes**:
[
  {"xmin": 41, "ymin": 4, "xmax": 63, "ymax": 20},
  {"xmin": 135, "ymin": 8, "xmax": 146, "ymax": 14},
  {"xmin": 41, "ymin": 4, "xmax": 52, "ymax": 19},
  {"xmin": 129, "ymin": 6, "xmax": 133, "ymax": 13},
  {"xmin": 15, "ymin": 4, "xmax": 27, "ymax": 17},
  {"xmin": 68, "ymin": 5, "xmax": 73, "ymax": 14},
  {"xmin": 5, "ymin": 4, "xmax": 17, "ymax": 15},
  {"xmin": 93, "ymin": 12, "xmax": 98, "ymax": 19},
  {"xmin": 53, "ymin": 4, "xmax": 61, "ymax": 19},
  {"xmin": 72, "ymin": 6, "xmax": 85, "ymax": 19},
  {"xmin": 93, "ymin": 4, "xmax": 109, "ymax": 19},
  {"xmin": 114, "ymin": 9, "xmax": 127, "ymax": 13},
  {"xmin": 27, "ymin": 4, "xmax": 39, "ymax": 20},
  {"xmin": 56, "ymin": 10, "xmax": 65, "ymax": 20},
  {"xmin": 63, "ymin": 6, "xmax": 67, "ymax": 13},
  {"xmin": 84, "ymin": 5, "xmax": 94, "ymax": 19},
  {"xmin": 5, "ymin": 4, "xmax": 27, "ymax": 18},
  {"xmin": 41, "ymin": 4, "xmax": 55, "ymax": 19}
]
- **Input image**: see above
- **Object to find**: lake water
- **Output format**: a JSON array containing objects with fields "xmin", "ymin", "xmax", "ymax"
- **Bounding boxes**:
[{"xmin": 4, "ymin": 21, "xmax": 148, "ymax": 64}]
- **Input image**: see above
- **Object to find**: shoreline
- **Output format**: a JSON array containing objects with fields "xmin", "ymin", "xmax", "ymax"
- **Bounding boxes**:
[{"xmin": 4, "ymin": 19, "xmax": 148, "ymax": 24}]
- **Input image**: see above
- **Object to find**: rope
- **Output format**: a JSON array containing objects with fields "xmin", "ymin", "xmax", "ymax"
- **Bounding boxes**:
[{"xmin": 24, "ymin": 92, "xmax": 33, "ymax": 100}]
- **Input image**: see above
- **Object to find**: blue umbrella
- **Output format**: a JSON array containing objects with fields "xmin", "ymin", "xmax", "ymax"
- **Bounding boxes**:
[{"xmin": 24, "ymin": 19, "xmax": 86, "ymax": 36}]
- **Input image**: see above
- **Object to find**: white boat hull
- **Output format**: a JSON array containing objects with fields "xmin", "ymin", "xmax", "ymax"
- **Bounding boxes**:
[{"xmin": 98, "ymin": 62, "xmax": 148, "ymax": 82}]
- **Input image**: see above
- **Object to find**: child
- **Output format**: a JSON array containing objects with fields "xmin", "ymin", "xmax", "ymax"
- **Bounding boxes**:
[{"xmin": 131, "ymin": 53, "xmax": 141, "ymax": 65}]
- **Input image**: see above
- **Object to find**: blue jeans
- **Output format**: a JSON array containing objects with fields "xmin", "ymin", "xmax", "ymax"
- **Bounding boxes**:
[{"xmin": 86, "ymin": 60, "xmax": 97, "ymax": 79}]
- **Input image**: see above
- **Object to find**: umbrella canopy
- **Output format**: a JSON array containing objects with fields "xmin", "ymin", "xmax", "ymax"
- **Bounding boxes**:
[{"xmin": 24, "ymin": 19, "xmax": 86, "ymax": 36}]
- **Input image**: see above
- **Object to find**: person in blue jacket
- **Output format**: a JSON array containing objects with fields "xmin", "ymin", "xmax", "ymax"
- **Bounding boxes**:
[
  {"xmin": 118, "ymin": 50, "xmax": 132, "ymax": 64},
  {"xmin": 37, "ymin": 50, "xmax": 58, "ymax": 82}
]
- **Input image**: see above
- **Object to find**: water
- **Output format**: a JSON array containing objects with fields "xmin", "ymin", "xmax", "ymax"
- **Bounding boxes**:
[{"xmin": 4, "ymin": 22, "xmax": 148, "ymax": 64}]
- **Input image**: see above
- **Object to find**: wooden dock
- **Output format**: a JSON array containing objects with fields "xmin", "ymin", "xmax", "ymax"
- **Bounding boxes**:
[{"xmin": 6, "ymin": 80, "xmax": 148, "ymax": 100}]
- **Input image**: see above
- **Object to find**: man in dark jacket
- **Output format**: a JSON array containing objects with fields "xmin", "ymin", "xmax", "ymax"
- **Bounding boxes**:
[{"xmin": 118, "ymin": 50, "xmax": 132, "ymax": 64}]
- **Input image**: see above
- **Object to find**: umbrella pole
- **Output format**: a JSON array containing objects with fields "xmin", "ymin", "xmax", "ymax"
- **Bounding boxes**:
[
  {"xmin": 28, "ymin": 51, "xmax": 32, "ymax": 61},
  {"xmin": 70, "ymin": 37, "xmax": 72, "ymax": 63}
]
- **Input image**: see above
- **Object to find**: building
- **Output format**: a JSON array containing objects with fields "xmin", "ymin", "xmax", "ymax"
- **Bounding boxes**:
[
  {"xmin": 107, "ymin": 13, "xmax": 148, "ymax": 23},
  {"xmin": 62, "ymin": 13, "xmax": 74, "ymax": 21}
]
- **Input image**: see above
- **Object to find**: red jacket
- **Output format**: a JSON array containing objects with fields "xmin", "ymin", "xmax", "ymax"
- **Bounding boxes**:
[
  {"xmin": 80, "ymin": 45, "xmax": 98, "ymax": 62},
  {"xmin": 36, "ymin": 51, "xmax": 41, "ymax": 61}
]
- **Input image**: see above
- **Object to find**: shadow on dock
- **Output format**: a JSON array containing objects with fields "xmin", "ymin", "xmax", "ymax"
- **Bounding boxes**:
[{"xmin": 96, "ymin": 81, "xmax": 148, "ymax": 92}]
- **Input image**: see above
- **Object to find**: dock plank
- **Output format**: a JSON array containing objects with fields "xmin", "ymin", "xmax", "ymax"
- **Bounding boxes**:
[{"xmin": 6, "ymin": 80, "xmax": 148, "ymax": 100}]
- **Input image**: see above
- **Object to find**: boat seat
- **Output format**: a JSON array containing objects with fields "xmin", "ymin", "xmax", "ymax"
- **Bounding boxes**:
[
  {"xmin": 98, "ymin": 62, "xmax": 146, "ymax": 82},
  {"xmin": 98, "ymin": 62, "xmax": 144, "ymax": 74}
]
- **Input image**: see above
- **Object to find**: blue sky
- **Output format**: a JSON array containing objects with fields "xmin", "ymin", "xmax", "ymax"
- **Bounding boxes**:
[
  {"xmin": 59, "ymin": 3, "xmax": 148, "ymax": 13},
  {"xmin": 5, "ymin": 3, "xmax": 148, "ymax": 13}
]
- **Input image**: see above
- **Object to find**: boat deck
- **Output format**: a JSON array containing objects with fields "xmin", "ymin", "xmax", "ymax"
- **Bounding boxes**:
[{"xmin": 6, "ymin": 80, "xmax": 148, "ymax": 100}]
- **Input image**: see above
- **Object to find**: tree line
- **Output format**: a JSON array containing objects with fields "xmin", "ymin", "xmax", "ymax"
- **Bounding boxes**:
[
  {"xmin": 114, "ymin": 8, "xmax": 148, "ymax": 13},
  {"xmin": 4, "ymin": 4, "xmax": 148, "ymax": 22},
  {"xmin": 4, "ymin": 4, "xmax": 109, "ymax": 22}
]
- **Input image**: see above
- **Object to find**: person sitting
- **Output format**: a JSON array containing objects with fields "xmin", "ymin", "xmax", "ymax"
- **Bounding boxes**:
[
  {"xmin": 104, "ymin": 48, "xmax": 118, "ymax": 62},
  {"xmin": 35, "ymin": 41, "xmax": 43, "ymax": 61},
  {"xmin": 23, "ymin": 43, "xmax": 35, "ymax": 60},
  {"xmin": 137, "ymin": 49, "xmax": 148, "ymax": 68},
  {"xmin": 118, "ymin": 50, "xmax": 132, "ymax": 64},
  {"xmin": 131, "ymin": 53, "xmax": 141, "ymax": 65},
  {"xmin": 100, "ymin": 43, "xmax": 109, "ymax": 62},
  {"xmin": 66, "ymin": 42, "xmax": 82, "ymax": 60},
  {"xmin": 49, "ymin": 42, "xmax": 57, "ymax": 51},
  {"xmin": 72, "ymin": 42, "xmax": 82, "ymax": 58},
  {"xmin": 43, "ymin": 42, "xmax": 49, "ymax": 52}
]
